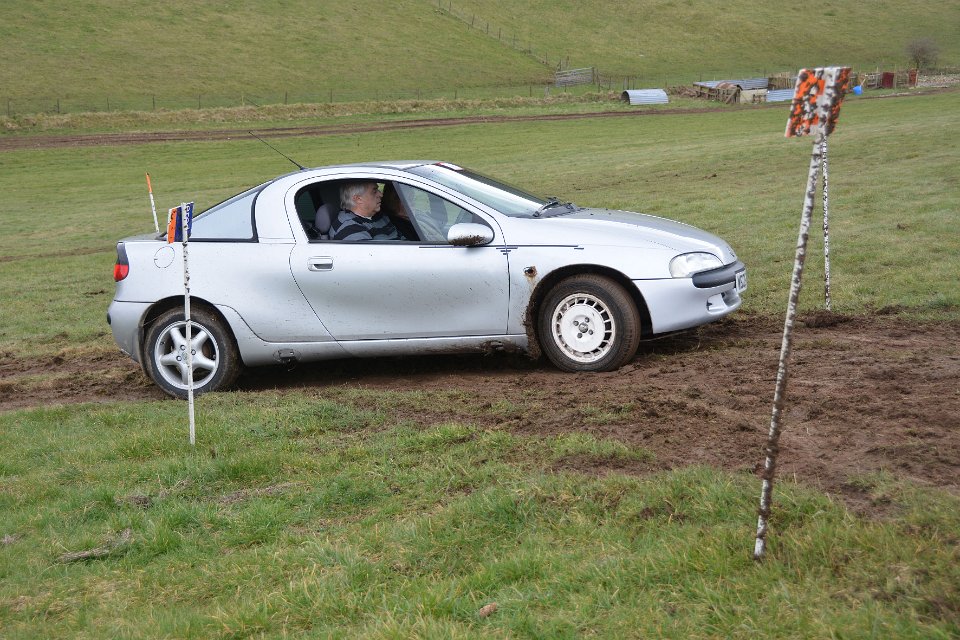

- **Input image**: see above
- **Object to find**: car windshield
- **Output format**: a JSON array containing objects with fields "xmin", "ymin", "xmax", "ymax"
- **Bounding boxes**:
[{"xmin": 408, "ymin": 163, "xmax": 562, "ymax": 218}]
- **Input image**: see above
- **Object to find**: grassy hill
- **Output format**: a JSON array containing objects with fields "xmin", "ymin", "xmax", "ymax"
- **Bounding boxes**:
[
  {"xmin": 448, "ymin": 0, "xmax": 960, "ymax": 81},
  {"xmin": 0, "ymin": 0, "xmax": 551, "ymax": 111},
  {"xmin": 1, "ymin": 0, "xmax": 958, "ymax": 114}
]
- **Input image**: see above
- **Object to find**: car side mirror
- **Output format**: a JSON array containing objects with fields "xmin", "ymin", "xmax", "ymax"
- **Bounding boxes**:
[{"xmin": 447, "ymin": 222, "xmax": 494, "ymax": 246}]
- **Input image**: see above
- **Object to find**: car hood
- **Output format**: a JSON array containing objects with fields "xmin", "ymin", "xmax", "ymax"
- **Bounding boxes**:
[{"xmin": 527, "ymin": 208, "xmax": 738, "ymax": 262}]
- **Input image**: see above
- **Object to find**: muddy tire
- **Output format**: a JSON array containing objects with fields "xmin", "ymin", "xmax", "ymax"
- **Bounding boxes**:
[
  {"xmin": 144, "ymin": 307, "xmax": 241, "ymax": 398},
  {"xmin": 538, "ymin": 275, "xmax": 641, "ymax": 372}
]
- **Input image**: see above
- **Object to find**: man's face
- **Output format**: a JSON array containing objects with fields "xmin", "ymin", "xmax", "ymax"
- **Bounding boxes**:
[{"xmin": 352, "ymin": 183, "xmax": 382, "ymax": 218}]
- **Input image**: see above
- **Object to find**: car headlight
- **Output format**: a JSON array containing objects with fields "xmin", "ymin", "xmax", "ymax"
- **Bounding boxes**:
[{"xmin": 669, "ymin": 252, "xmax": 722, "ymax": 278}]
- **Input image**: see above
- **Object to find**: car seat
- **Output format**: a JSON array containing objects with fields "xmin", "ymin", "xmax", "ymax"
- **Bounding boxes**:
[{"xmin": 314, "ymin": 203, "xmax": 334, "ymax": 239}]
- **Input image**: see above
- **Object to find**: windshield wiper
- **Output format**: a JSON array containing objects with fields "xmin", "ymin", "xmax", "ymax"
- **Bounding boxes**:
[
  {"xmin": 533, "ymin": 196, "xmax": 576, "ymax": 218},
  {"xmin": 533, "ymin": 198, "xmax": 560, "ymax": 217},
  {"xmin": 534, "ymin": 198, "xmax": 578, "ymax": 218}
]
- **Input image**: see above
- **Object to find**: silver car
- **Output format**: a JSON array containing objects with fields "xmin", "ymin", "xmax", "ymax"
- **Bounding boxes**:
[{"xmin": 109, "ymin": 161, "xmax": 746, "ymax": 398}]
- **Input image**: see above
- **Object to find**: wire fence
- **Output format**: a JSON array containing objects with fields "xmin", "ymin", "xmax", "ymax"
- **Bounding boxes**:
[
  {"xmin": 0, "ymin": 70, "xmax": 790, "ymax": 118},
  {"xmin": 434, "ymin": 0, "xmax": 567, "ymax": 70},
  {"xmin": 7, "ymin": 65, "xmax": 951, "ymax": 118}
]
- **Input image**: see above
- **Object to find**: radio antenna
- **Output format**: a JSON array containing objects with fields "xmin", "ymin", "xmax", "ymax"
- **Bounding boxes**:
[{"xmin": 249, "ymin": 131, "xmax": 306, "ymax": 170}]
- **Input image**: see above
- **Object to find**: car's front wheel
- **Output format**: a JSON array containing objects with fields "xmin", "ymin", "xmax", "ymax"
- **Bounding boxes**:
[
  {"xmin": 144, "ymin": 307, "xmax": 241, "ymax": 398},
  {"xmin": 538, "ymin": 275, "xmax": 641, "ymax": 372}
]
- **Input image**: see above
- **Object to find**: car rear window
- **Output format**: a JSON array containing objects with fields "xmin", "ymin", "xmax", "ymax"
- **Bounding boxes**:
[{"xmin": 189, "ymin": 185, "xmax": 264, "ymax": 240}]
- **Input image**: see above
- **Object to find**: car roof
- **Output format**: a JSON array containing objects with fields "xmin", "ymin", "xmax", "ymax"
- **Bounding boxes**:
[
  {"xmin": 267, "ymin": 160, "xmax": 442, "ymax": 184},
  {"xmin": 315, "ymin": 160, "xmax": 441, "ymax": 170}
]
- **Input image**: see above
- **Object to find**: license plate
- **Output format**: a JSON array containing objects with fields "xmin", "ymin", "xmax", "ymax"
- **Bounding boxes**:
[{"xmin": 736, "ymin": 269, "xmax": 747, "ymax": 292}]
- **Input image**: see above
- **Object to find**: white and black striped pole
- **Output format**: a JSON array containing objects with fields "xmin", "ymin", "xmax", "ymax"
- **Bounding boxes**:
[
  {"xmin": 821, "ymin": 138, "xmax": 832, "ymax": 310},
  {"xmin": 180, "ymin": 202, "xmax": 196, "ymax": 446}
]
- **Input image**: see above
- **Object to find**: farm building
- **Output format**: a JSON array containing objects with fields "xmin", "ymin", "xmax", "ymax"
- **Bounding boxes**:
[{"xmin": 690, "ymin": 77, "xmax": 770, "ymax": 104}]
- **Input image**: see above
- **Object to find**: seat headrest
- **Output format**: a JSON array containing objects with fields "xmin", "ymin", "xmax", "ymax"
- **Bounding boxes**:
[{"xmin": 314, "ymin": 203, "xmax": 334, "ymax": 235}]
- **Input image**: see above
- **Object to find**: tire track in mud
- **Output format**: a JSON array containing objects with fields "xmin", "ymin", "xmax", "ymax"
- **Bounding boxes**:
[{"xmin": 3, "ymin": 314, "xmax": 959, "ymax": 512}]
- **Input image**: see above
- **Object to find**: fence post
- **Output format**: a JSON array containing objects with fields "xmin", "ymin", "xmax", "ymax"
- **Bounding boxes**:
[
  {"xmin": 198, "ymin": 94, "xmax": 201, "ymax": 109},
  {"xmin": 153, "ymin": 95, "xmax": 156, "ymax": 110},
  {"xmin": 7, "ymin": 99, "xmax": 11, "ymax": 118},
  {"xmin": 57, "ymin": 98, "xmax": 60, "ymax": 114},
  {"xmin": 285, "ymin": 91, "xmax": 288, "ymax": 104}
]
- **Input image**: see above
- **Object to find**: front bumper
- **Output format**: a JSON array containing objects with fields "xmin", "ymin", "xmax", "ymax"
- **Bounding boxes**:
[
  {"xmin": 633, "ymin": 263, "xmax": 745, "ymax": 334},
  {"xmin": 692, "ymin": 260, "xmax": 746, "ymax": 289}
]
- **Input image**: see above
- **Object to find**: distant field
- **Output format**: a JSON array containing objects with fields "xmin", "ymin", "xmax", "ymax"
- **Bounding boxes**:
[{"xmin": 1, "ymin": 0, "xmax": 958, "ymax": 114}]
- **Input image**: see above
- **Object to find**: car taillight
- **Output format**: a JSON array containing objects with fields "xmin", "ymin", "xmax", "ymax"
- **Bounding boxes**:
[{"xmin": 114, "ymin": 243, "xmax": 129, "ymax": 281}]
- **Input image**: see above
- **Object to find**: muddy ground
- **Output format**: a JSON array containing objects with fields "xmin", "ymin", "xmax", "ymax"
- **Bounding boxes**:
[{"xmin": 3, "ymin": 312, "xmax": 958, "ymax": 513}]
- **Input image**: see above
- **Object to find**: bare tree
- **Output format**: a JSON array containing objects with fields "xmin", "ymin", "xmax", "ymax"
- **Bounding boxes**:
[{"xmin": 906, "ymin": 38, "xmax": 939, "ymax": 69}]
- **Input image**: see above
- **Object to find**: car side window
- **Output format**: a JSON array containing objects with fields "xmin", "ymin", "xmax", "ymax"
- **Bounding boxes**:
[
  {"xmin": 394, "ymin": 183, "xmax": 487, "ymax": 243},
  {"xmin": 189, "ymin": 187, "xmax": 258, "ymax": 240}
]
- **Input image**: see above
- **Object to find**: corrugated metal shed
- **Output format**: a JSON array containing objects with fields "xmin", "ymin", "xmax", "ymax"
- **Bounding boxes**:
[
  {"xmin": 694, "ymin": 77, "xmax": 769, "ymax": 90},
  {"xmin": 766, "ymin": 88, "xmax": 794, "ymax": 103},
  {"xmin": 621, "ymin": 89, "xmax": 669, "ymax": 105}
]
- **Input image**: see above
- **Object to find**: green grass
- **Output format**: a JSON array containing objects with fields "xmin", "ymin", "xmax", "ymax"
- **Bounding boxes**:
[
  {"xmin": 2, "ymin": 0, "xmax": 958, "ymax": 115},
  {"xmin": 1, "ymin": 396, "xmax": 958, "ymax": 638},
  {"xmin": 2, "ymin": 8, "xmax": 958, "ymax": 635},
  {"xmin": 0, "ymin": 89, "xmax": 641, "ymax": 136},
  {"xmin": 2, "ymin": 90, "xmax": 958, "ymax": 361},
  {"xmin": 448, "ymin": 0, "xmax": 960, "ymax": 78},
  {"xmin": 0, "ymin": 0, "xmax": 551, "ymax": 114}
]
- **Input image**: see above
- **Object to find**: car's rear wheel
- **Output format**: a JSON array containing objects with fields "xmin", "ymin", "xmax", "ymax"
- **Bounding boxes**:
[
  {"xmin": 538, "ymin": 275, "xmax": 641, "ymax": 372},
  {"xmin": 144, "ymin": 307, "xmax": 241, "ymax": 398}
]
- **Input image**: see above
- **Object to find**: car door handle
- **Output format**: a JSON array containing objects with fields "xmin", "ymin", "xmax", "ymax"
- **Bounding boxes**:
[{"xmin": 307, "ymin": 257, "xmax": 334, "ymax": 271}]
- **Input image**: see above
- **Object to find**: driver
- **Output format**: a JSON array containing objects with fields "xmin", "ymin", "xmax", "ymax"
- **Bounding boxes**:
[{"xmin": 330, "ymin": 181, "xmax": 406, "ymax": 241}]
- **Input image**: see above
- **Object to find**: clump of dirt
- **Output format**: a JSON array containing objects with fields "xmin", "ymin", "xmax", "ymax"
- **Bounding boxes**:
[
  {"xmin": 800, "ymin": 310, "xmax": 852, "ymax": 328},
  {"xmin": 3, "ymin": 314, "xmax": 959, "ymax": 515}
]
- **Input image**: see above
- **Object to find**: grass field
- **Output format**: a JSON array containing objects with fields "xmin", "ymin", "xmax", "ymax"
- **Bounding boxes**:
[
  {"xmin": 1, "ymin": 90, "xmax": 958, "ymax": 361},
  {"xmin": 1, "ymin": 395, "xmax": 958, "ymax": 638},
  {"xmin": 1, "ymin": 91, "xmax": 959, "ymax": 637},
  {"xmin": 2, "ymin": 0, "xmax": 958, "ymax": 114}
]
